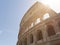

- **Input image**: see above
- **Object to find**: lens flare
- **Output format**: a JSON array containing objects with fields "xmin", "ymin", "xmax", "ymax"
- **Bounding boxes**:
[{"xmin": 35, "ymin": 0, "xmax": 60, "ymax": 13}]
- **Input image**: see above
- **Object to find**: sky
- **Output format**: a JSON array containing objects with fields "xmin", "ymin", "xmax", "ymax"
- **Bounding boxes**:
[{"xmin": 0, "ymin": 0, "xmax": 60, "ymax": 45}]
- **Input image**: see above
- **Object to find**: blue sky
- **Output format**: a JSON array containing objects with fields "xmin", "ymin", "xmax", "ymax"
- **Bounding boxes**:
[
  {"xmin": 0, "ymin": 0, "xmax": 35, "ymax": 45},
  {"xmin": 0, "ymin": 0, "xmax": 60, "ymax": 45}
]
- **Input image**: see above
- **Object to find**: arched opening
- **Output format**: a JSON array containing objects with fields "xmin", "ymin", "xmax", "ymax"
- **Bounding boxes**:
[
  {"xmin": 35, "ymin": 18, "xmax": 41, "ymax": 25},
  {"xmin": 36, "ymin": 30, "xmax": 43, "ymax": 41},
  {"xmin": 43, "ymin": 13, "xmax": 50, "ymax": 20},
  {"xmin": 30, "ymin": 34, "xmax": 33, "ymax": 43},
  {"xmin": 47, "ymin": 25, "xmax": 56, "ymax": 36}
]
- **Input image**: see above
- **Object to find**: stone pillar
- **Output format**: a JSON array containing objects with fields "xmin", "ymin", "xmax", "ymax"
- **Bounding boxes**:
[{"xmin": 41, "ymin": 25, "xmax": 48, "ymax": 42}]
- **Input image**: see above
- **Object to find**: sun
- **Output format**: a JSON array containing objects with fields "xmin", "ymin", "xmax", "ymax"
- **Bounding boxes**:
[
  {"xmin": 36, "ymin": 0, "xmax": 59, "ymax": 5},
  {"xmin": 35, "ymin": 0, "xmax": 60, "ymax": 13},
  {"xmin": 35, "ymin": 0, "xmax": 60, "ymax": 19}
]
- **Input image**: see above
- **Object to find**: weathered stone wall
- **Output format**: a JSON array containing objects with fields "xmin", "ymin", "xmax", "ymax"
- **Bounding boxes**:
[{"xmin": 17, "ymin": 2, "xmax": 60, "ymax": 45}]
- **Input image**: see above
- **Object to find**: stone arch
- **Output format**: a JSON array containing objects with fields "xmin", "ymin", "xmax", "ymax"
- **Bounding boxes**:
[
  {"xmin": 47, "ymin": 25, "xmax": 56, "ymax": 36},
  {"xmin": 36, "ymin": 30, "xmax": 43, "ymax": 41}
]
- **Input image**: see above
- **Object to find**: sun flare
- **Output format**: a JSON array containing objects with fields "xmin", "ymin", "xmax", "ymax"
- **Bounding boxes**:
[
  {"xmin": 37, "ymin": 0, "xmax": 59, "ymax": 5},
  {"xmin": 35, "ymin": 0, "xmax": 60, "ymax": 13}
]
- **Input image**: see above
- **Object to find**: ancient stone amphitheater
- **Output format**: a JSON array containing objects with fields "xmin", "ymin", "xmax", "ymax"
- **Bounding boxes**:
[{"xmin": 17, "ymin": 2, "xmax": 60, "ymax": 45}]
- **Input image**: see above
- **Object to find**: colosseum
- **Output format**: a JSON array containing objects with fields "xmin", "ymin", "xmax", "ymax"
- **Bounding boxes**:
[{"xmin": 17, "ymin": 1, "xmax": 60, "ymax": 45}]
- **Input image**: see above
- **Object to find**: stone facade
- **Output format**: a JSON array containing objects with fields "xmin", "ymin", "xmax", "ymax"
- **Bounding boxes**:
[{"xmin": 17, "ymin": 2, "xmax": 60, "ymax": 45}]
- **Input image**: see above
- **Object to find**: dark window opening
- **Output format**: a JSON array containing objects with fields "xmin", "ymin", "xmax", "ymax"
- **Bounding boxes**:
[
  {"xmin": 37, "ymin": 30, "xmax": 43, "ymax": 41},
  {"xmin": 47, "ymin": 25, "xmax": 56, "ymax": 36}
]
